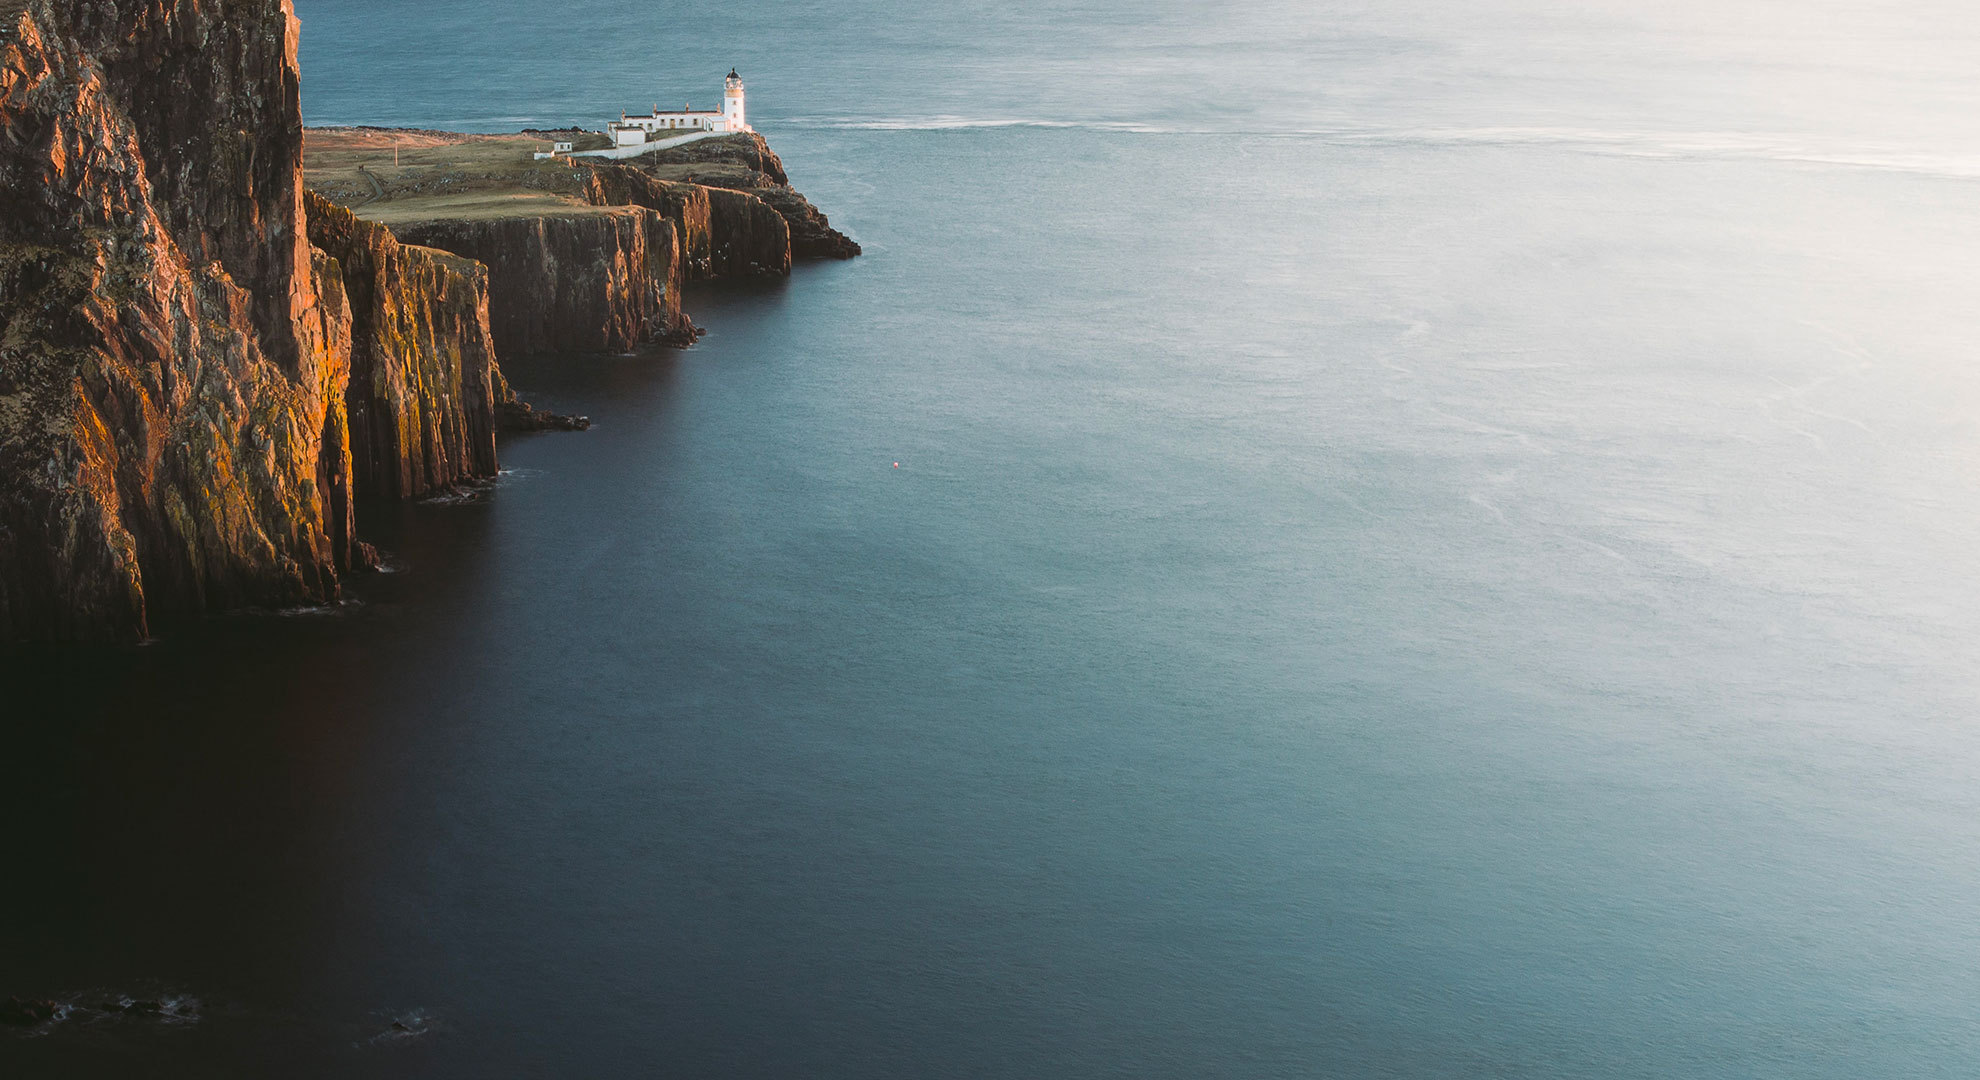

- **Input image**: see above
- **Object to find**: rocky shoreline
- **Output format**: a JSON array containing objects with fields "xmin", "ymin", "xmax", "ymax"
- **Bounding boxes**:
[{"xmin": 0, "ymin": 0, "xmax": 856, "ymax": 641}]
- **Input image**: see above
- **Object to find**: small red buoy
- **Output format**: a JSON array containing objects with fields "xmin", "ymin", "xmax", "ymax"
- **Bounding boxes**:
[{"xmin": 893, "ymin": 462, "xmax": 900, "ymax": 468}]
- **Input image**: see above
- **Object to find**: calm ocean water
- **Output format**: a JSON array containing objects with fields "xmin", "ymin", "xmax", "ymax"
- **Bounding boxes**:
[{"xmin": 9, "ymin": 1, "xmax": 1980, "ymax": 1075}]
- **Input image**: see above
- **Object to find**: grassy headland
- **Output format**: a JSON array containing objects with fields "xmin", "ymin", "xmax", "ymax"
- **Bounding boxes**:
[{"xmin": 303, "ymin": 128, "xmax": 614, "ymax": 224}]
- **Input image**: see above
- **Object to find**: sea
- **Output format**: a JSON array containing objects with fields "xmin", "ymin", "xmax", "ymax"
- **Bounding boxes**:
[{"xmin": 7, "ymin": 1, "xmax": 1980, "ymax": 1076}]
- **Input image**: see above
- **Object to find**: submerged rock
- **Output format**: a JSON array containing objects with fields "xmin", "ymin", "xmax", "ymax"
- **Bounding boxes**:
[
  {"xmin": 492, "ymin": 368, "xmax": 590, "ymax": 431},
  {"xmin": 1, "ymin": 998, "xmax": 61, "ymax": 1027}
]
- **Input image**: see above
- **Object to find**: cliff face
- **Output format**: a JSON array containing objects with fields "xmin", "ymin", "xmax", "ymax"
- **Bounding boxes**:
[
  {"xmin": 304, "ymin": 192, "xmax": 498, "ymax": 500},
  {"xmin": 580, "ymin": 165, "xmax": 791, "ymax": 280},
  {"xmin": 296, "ymin": 127, "xmax": 855, "ymax": 363},
  {"xmin": 700, "ymin": 186, "xmax": 796, "ymax": 277},
  {"xmin": 391, "ymin": 207, "xmax": 688, "ymax": 358},
  {"xmin": 0, "ymin": 0, "xmax": 355, "ymax": 640},
  {"xmin": 635, "ymin": 132, "xmax": 861, "ymax": 260},
  {"xmin": 307, "ymin": 247, "xmax": 360, "ymax": 577},
  {"xmin": 748, "ymin": 184, "xmax": 863, "ymax": 261}
]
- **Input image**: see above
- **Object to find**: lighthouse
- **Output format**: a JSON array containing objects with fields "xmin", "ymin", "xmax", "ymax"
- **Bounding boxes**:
[
  {"xmin": 723, "ymin": 69, "xmax": 747, "ymax": 133},
  {"xmin": 587, "ymin": 73, "xmax": 754, "ymax": 156}
]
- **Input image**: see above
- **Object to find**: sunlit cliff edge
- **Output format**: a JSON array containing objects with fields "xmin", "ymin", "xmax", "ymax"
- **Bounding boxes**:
[{"xmin": 0, "ymin": 0, "xmax": 856, "ymax": 641}]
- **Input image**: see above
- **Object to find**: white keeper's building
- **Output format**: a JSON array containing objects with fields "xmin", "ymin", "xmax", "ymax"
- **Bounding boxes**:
[{"xmin": 610, "ymin": 70, "xmax": 750, "ymax": 147}]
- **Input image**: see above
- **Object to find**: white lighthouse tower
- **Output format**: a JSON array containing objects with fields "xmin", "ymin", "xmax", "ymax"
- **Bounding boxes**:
[{"xmin": 723, "ymin": 69, "xmax": 748, "ymax": 133}]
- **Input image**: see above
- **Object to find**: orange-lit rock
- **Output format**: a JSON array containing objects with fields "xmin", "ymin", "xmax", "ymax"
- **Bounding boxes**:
[{"xmin": 0, "ymin": 0, "xmax": 354, "ymax": 639}]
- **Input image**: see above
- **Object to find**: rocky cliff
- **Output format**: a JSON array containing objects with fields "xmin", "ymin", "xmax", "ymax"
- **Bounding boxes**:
[
  {"xmin": 0, "ymin": 0, "xmax": 355, "ymax": 640},
  {"xmin": 0, "ymin": 5, "xmax": 857, "ymax": 638},
  {"xmin": 383, "ymin": 158, "xmax": 805, "ymax": 359},
  {"xmin": 304, "ymin": 192, "xmax": 498, "ymax": 500},
  {"xmin": 632, "ymin": 132, "xmax": 861, "ymax": 260},
  {"xmin": 579, "ymin": 165, "xmax": 791, "ymax": 280},
  {"xmin": 299, "ymin": 127, "xmax": 855, "ymax": 362},
  {"xmin": 391, "ymin": 206, "xmax": 690, "ymax": 359}
]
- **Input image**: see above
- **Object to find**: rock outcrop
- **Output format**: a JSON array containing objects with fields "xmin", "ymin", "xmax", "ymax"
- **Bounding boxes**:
[
  {"xmin": 304, "ymin": 192, "xmax": 499, "ymax": 500},
  {"xmin": 641, "ymin": 131, "xmax": 793, "ymax": 182},
  {"xmin": 391, "ymin": 207, "xmax": 690, "ymax": 358},
  {"xmin": 298, "ymin": 128, "xmax": 855, "ymax": 363},
  {"xmin": 491, "ymin": 368, "xmax": 590, "ymax": 432},
  {"xmin": 386, "ymin": 159, "xmax": 797, "ymax": 361},
  {"xmin": 579, "ymin": 165, "xmax": 791, "ymax": 280},
  {"xmin": 0, "ymin": 0, "xmax": 357, "ymax": 640},
  {"xmin": 634, "ymin": 132, "xmax": 861, "ymax": 260},
  {"xmin": 745, "ymin": 183, "xmax": 863, "ymax": 261}
]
